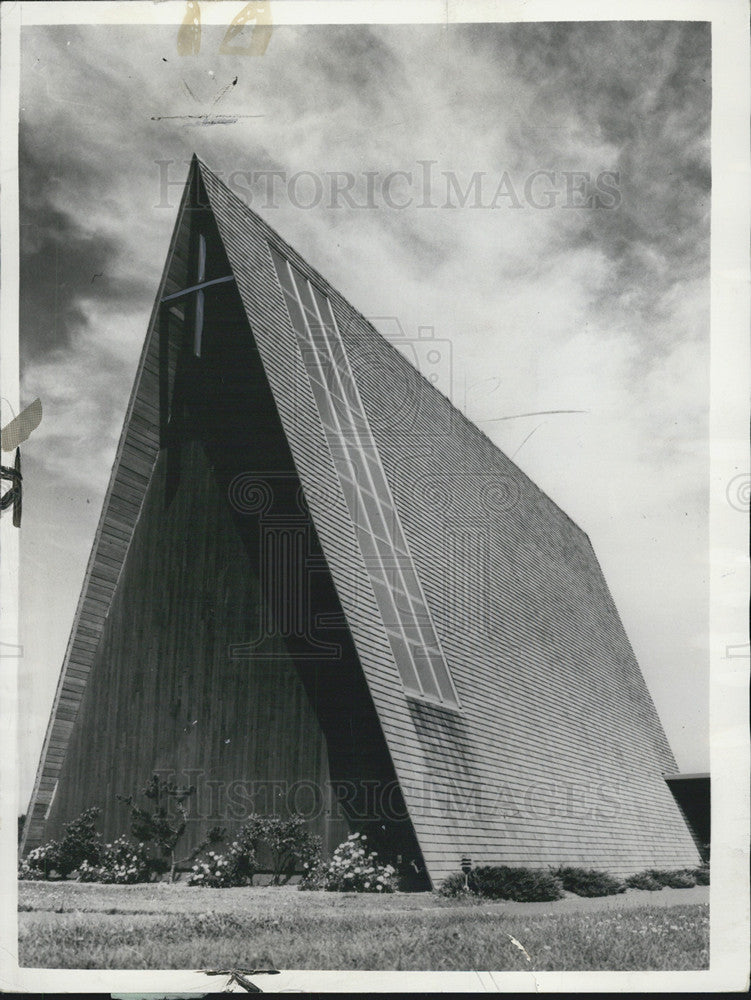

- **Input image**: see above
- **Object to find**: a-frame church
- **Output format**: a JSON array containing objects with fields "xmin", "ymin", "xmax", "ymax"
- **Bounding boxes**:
[{"xmin": 22, "ymin": 157, "xmax": 701, "ymax": 884}]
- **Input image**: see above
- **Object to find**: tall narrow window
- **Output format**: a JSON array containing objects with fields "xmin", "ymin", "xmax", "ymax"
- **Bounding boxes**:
[
  {"xmin": 194, "ymin": 233, "xmax": 206, "ymax": 357},
  {"xmin": 269, "ymin": 244, "xmax": 461, "ymax": 710}
]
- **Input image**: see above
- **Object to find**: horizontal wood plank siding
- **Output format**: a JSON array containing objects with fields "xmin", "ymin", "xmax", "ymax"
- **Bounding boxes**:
[{"xmin": 200, "ymin": 161, "xmax": 700, "ymax": 882}]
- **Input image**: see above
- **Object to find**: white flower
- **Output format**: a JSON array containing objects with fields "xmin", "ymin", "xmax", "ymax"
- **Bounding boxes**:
[{"xmin": 376, "ymin": 884, "xmax": 383, "ymax": 891}]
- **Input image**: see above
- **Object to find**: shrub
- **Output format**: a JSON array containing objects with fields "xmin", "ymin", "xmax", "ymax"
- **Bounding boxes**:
[
  {"xmin": 55, "ymin": 807, "xmax": 104, "ymax": 877},
  {"xmin": 118, "ymin": 776, "xmax": 197, "ymax": 883},
  {"xmin": 18, "ymin": 807, "xmax": 103, "ymax": 881},
  {"xmin": 299, "ymin": 833, "xmax": 397, "ymax": 893},
  {"xmin": 437, "ymin": 872, "xmax": 476, "ymax": 897},
  {"xmin": 552, "ymin": 867, "xmax": 626, "ymax": 897},
  {"xmin": 188, "ymin": 823, "xmax": 260, "ymax": 888},
  {"xmin": 693, "ymin": 863, "xmax": 710, "ymax": 886},
  {"xmin": 18, "ymin": 842, "xmax": 62, "ymax": 881},
  {"xmin": 625, "ymin": 870, "xmax": 664, "ymax": 891},
  {"xmin": 298, "ymin": 856, "xmax": 329, "ymax": 891},
  {"xmin": 258, "ymin": 815, "xmax": 322, "ymax": 886},
  {"xmin": 646, "ymin": 868, "xmax": 697, "ymax": 888},
  {"xmin": 470, "ymin": 866, "xmax": 565, "ymax": 902},
  {"xmin": 78, "ymin": 837, "xmax": 151, "ymax": 884},
  {"xmin": 225, "ymin": 823, "xmax": 261, "ymax": 885}
]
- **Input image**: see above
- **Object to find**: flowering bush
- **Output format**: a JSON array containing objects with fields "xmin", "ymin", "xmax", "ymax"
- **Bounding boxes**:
[
  {"xmin": 297, "ymin": 856, "xmax": 329, "ymax": 891},
  {"xmin": 187, "ymin": 849, "xmax": 244, "ymax": 887},
  {"xmin": 18, "ymin": 807, "xmax": 103, "ymax": 880},
  {"xmin": 300, "ymin": 833, "xmax": 397, "ymax": 893},
  {"xmin": 262, "ymin": 816, "xmax": 321, "ymax": 885},
  {"xmin": 18, "ymin": 842, "xmax": 62, "ymax": 881},
  {"xmin": 187, "ymin": 821, "xmax": 261, "ymax": 887},
  {"xmin": 78, "ymin": 837, "xmax": 151, "ymax": 884}
]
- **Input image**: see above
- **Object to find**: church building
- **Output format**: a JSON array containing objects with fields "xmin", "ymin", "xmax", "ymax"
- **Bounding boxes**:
[{"xmin": 22, "ymin": 157, "xmax": 701, "ymax": 884}]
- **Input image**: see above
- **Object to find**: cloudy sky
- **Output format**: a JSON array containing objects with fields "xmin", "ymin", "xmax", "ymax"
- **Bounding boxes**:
[{"xmin": 14, "ymin": 16, "xmax": 711, "ymax": 802}]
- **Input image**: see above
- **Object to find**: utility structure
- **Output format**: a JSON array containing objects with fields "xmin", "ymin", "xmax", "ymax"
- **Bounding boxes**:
[{"xmin": 22, "ymin": 157, "xmax": 701, "ymax": 884}]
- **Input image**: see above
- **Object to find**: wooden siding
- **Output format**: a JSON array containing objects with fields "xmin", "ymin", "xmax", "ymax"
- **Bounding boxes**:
[
  {"xmin": 198, "ymin": 160, "xmax": 701, "ymax": 881},
  {"xmin": 42, "ymin": 434, "xmax": 350, "ymax": 857}
]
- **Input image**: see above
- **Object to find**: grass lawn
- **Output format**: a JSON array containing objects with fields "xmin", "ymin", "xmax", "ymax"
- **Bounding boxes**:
[{"xmin": 18, "ymin": 881, "xmax": 709, "ymax": 971}]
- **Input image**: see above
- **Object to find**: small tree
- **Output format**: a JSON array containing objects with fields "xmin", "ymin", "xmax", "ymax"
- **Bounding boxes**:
[
  {"xmin": 187, "ymin": 815, "xmax": 322, "ymax": 888},
  {"xmin": 118, "ymin": 775, "xmax": 221, "ymax": 883},
  {"xmin": 260, "ymin": 815, "xmax": 321, "ymax": 885},
  {"xmin": 55, "ymin": 806, "xmax": 103, "ymax": 877}
]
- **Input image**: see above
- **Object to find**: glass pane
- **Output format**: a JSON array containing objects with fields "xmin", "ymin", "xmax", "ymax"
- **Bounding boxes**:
[
  {"xmin": 291, "ymin": 266, "xmax": 317, "ymax": 315},
  {"xmin": 410, "ymin": 645, "xmax": 441, "ymax": 700},
  {"xmin": 311, "ymin": 285, "xmax": 337, "ymax": 340},
  {"xmin": 281, "ymin": 288, "xmax": 308, "ymax": 343},
  {"xmin": 389, "ymin": 584, "xmax": 416, "ymax": 620},
  {"xmin": 269, "ymin": 246, "xmax": 296, "ymax": 296},
  {"xmin": 310, "ymin": 384, "xmax": 342, "ymax": 436},
  {"xmin": 429, "ymin": 648, "xmax": 459, "ymax": 706},
  {"xmin": 369, "ymin": 577, "xmax": 402, "ymax": 631},
  {"xmin": 383, "ymin": 631, "xmax": 421, "ymax": 693}
]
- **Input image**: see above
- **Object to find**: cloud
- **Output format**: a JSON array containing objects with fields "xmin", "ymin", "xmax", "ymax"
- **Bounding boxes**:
[{"xmin": 19, "ymin": 130, "xmax": 156, "ymax": 363}]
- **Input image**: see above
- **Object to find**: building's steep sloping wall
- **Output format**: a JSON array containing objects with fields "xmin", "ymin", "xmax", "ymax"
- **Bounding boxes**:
[
  {"xmin": 200, "ymin": 160, "xmax": 700, "ymax": 878},
  {"xmin": 342, "ymin": 319, "xmax": 697, "ymax": 875}
]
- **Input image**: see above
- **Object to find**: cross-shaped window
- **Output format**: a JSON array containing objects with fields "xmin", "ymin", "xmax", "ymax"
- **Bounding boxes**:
[
  {"xmin": 160, "ymin": 232, "xmax": 234, "ymax": 358},
  {"xmin": 158, "ymin": 225, "xmax": 235, "ymax": 453}
]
